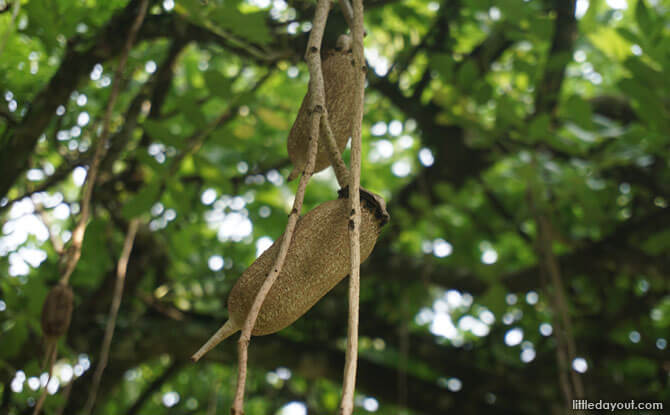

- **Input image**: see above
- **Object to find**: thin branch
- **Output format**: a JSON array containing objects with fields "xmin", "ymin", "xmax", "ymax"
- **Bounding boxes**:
[
  {"xmin": 527, "ymin": 157, "xmax": 584, "ymax": 413},
  {"xmin": 54, "ymin": 381, "xmax": 72, "ymax": 415},
  {"xmin": 157, "ymin": 94, "xmax": 212, "ymax": 120},
  {"xmin": 34, "ymin": 204, "xmax": 64, "ymax": 255},
  {"xmin": 230, "ymin": 1, "xmax": 331, "ymax": 413},
  {"xmin": 397, "ymin": 297, "xmax": 409, "ymax": 413},
  {"xmin": 339, "ymin": 0, "xmax": 365, "ymax": 413},
  {"xmin": 0, "ymin": 105, "xmax": 18, "ymax": 126},
  {"xmin": 410, "ymin": 0, "xmax": 459, "ymax": 100},
  {"xmin": 534, "ymin": 0, "xmax": 577, "ymax": 117},
  {"xmin": 338, "ymin": 0, "xmax": 355, "ymax": 31},
  {"xmin": 536, "ymin": 214, "xmax": 584, "ymax": 399},
  {"xmin": 321, "ymin": 114, "xmax": 350, "ymax": 187},
  {"xmin": 134, "ymin": 39, "xmax": 193, "ymax": 126},
  {"xmin": 82, "ymin": 218, "xmax": 140, "ymax": 415},
  {"xmin": 0, "ymin": 158, "xmax": 86, "ymax": 215},
  {"xmin": 523, "ymin": 3, "xmax": 583, "ymax": 407},
  {"xmin": 0, "ymin": 378, "xmax": 12, "ymax": 412},
  {"xmin": 206, "ymin": 373, "xmax": 224, "ymax": 415},
  {"xmin": 59, "ymin": 0, "xmax": 149, "ymax": 286},
  {"xmin": 138, "ymin": 291, "xmax": 186, "ymax": 321},
  {"xmin": 31, "ymin": 345, "xmax": 58, "ymax": 415},
  {"xmin": 468, "ymin": 27, "xmax": 514, "ymax": 73},
  {"xmin": 229, "ymin": 159, "xmax": 291, "ymax": 187},
  {"xmin": 526, "ymin": 184, "xmax": 577, "ymax": 411},
  {"xmin": 540, "ymin": 261, "xmax": 574, "ymax": 407},
  {"xmin": 478, "ymin": 180, "xmax": 532, "ymax": 244},
  {"xmin": 536, "ymin": 213, "xmax": 584, "ymax": 410}
]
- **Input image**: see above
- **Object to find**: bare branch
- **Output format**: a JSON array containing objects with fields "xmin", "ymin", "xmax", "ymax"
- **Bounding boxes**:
[
  {"xmin": 321, "ymin": 114, "xmax": 350, "ymax": 187},
  {"xmin": 0, "ymin": 105, "xmax": 18, "ymax": 126},
  {"xmin": 82, "ymin": 218, "xmax": 140, "ymax": 415},
  {"xmin": 410, "ymin": 0, "xmax": 459, "ymax": 100},
  {"xmin": 339, "ymin": 0, "xmax": 365, "ymax": 412},
  {"xmin": 338, "ymin": 0, "xmax": 355, "ymax": 32},
  {"xmin": 0, "ymin": 161, "xmax": 82, "ymax": 215},
  {"xmin": 534, "ymin": 0, "xmax": 578, "ymax": 117},
  {"xmin": 34, "ymin": 203, "xmax": 64, "ymax": 255}
]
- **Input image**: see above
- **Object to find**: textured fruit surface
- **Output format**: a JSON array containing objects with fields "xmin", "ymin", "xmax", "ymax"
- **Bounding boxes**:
[
  {"xmin": 227, "ymin": 191, "xmax": 387, "ymax": 335},
  {"xmin": 287, "ymin": 47, "xmax": 356, "ymax": 178},
  {"xmin": 41, "ymin": 283, "xmax": 74, "ymax": 339}
]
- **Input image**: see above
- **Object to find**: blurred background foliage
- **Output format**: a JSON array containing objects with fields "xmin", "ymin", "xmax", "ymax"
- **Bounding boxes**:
[{"xmin": 0, "ymin": 0, "xmax": 669, "ymax": 414}]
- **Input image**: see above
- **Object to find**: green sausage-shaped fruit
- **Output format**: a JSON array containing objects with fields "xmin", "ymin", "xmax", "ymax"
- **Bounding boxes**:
[{"xmin": 192, "ymin": 188, "xmax": 389, "ymax": 361}]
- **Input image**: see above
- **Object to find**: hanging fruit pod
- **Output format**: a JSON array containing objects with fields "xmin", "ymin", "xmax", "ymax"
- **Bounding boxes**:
[
  {"xmin": 287, "ymin": 35, "xmax": 356, "ymax": 181},
  {"xmin": 192, "ymin": 187, "xmax": 388, "ymax": 361},
  {"xmin": 41, "ymin": 282, "xmax": 74, "ymax": 341}
]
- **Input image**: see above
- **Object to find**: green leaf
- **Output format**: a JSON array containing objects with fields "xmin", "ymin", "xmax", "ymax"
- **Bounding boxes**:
[
  {"xmin": 495, "ymin": 95, "xmax": 520, "ymax": 130},
  {"xmin": 121, "ymin": 181, "xmax": 161, "ymax": 219},
  {"xmin": 479, "ymin": 283, "xmax": 507, "ymax": 316},
  {"xmin": 616, "ymin": 28, "xmax": 643, "ymax": 48},
  {"xmin": 588, "ymin": 27, "xmax": 631, "ymax": 60},
  {"xmin": 563, "ymin": 95, "xmax": 594, "ymax": 130},
  {"xmin": 635, "ymin": 0, "xmax": 653, "ymax": 36},
  {"xmin": 203, "ymin": 70, "xmax": 232, "ymax": 96},
  {"xmin": 212, "ymin": 6, "xmax": 272, "ymax": 45},
  {"xmin": 473, "ymin": 82, "xmax": 493, "ymax": 104},
  {"xmin": 458, "ymin": 60, "xmax": 480, "ymax": 92},
  {"xmin": 143, "ymin": 120, "xmax": 183, "ymax": 148},
  {"xmin": 528, "ymin": 114, "xmax": 551, "ymax": 142},
  {"xmin": 178, "ymin": 99, "xmax": 208, "ymax": 129},
  {"xmin": 623, "ymin": 58, "xmax": 664, "ymax": 90},
  {"xmin": 74, "ymin": 218, "xmax": 114, "ymax": 287},
  {"xmin": 429, "ymin": 53, "xmax": 454, "ymax": 83},
  {"xmin": 0, "ymin": 319, "xmax": 28, "ymax": 359}
]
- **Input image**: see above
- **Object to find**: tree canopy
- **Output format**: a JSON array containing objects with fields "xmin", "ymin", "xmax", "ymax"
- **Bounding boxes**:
[{"xmin": 1, "ymin": 0, "xmax": 669, "ymax": 414}]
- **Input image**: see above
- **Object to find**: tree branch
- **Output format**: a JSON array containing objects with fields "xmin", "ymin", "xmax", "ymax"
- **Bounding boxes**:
[
  {"xmin": 0, "ymin": 105, "xmax": 18, "ymax": 127},
  {"xmin": 340, "ymin": 0, "xmax": 365, "ymax": 411},
  {"xmin": 411, "ymin": 0, "xmax": 460, "ymax": 100},
  {"xmin": 366, "ymin": 205, "xmax": 670, "ymax": 296},
  {"xmin": 321, "ymin": 114, "xmax": 350, "ymax": 187},
  {"xmin": 534, "ymin": 0, "xmax": 578, "ymax": 117},
  {"xmin": 82, "ymin": 218, "xmax": 140, "ymax": 415}
]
